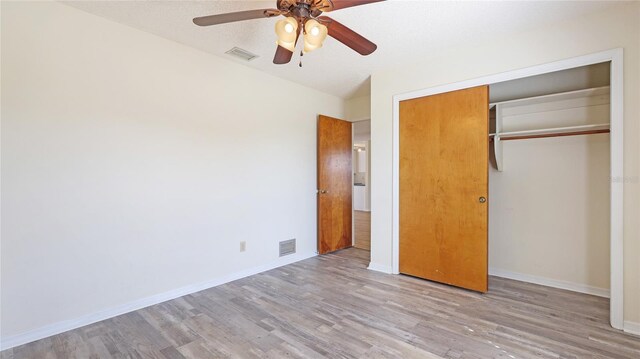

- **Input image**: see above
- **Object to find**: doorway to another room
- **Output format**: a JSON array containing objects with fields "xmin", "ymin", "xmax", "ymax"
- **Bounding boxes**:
[
  {"xmin": 316, "ymin": 115, "xmax": 371, "ymax": 264},
  {"xmin": 353, "ymin": 120, "xmax": 371, "ymax": 255}
]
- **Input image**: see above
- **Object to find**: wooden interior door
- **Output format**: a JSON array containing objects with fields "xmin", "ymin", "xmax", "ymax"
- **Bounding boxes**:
[
  {"xmin": 317, "ymin": 115, "xmax": 352, "ymax": 254},
  {"xmin": 399, "ymin": 86, "xmax": 489, "ymax": 292}
]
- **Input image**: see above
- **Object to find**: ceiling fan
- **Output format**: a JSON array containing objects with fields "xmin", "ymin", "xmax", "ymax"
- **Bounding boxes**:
[{"xmin": 193, "ymin": 0, "xmax": 385, "ymax": 65}]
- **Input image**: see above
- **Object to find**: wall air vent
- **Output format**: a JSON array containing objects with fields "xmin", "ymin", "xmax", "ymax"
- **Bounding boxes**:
[
  {"xmin": 279, "ymin": 239, "xmax": 296, "ymax": 257},
  {"xmin": 225, "ymin": 47, "xmax": 259, "ymax": 62}
]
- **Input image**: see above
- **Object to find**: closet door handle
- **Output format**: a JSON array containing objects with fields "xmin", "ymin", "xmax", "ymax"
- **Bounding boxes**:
[{"xmin": 479, "ymin": 196, "xmax": 486, "ymax": 203}]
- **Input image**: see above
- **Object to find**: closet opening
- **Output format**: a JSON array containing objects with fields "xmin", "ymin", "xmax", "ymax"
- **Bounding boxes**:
[
  {"xmin": 391, "ymin": 49, "xmax": 624, "ymax": 330},
  {"xmin": 488, "ymin": 62, "xmax": 611, "ymax": 299}
]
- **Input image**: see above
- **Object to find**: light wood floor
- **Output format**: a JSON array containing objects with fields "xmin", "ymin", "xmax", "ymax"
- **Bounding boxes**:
[
  {"xmin": 2, "ymin": 248, "xmax": 639, "ymax": 359},
  {"xmin": 354, "ymin": 210, "xmax": 371, "ymax": 251}
]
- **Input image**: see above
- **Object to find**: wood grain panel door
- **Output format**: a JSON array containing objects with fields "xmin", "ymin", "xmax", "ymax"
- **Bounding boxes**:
[
  {"xmin": 317, "ymin": 115, "xmax": 352, "ymax": 254},
  {"xmin": 399, "ymin": 86, "xmax": 489, "ymax": 292}
]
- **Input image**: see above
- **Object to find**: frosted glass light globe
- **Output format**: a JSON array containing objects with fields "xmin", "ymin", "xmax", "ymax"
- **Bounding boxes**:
[
  {"xmin": 275, "ymin": 17, "xmax": 299, "ymax": 52},
  {"xmin": 303, "ymin": 19, "xmax": 328, "ymax": 53}
]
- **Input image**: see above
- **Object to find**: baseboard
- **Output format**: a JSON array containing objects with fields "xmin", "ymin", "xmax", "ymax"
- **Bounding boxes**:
[
  {"xmin": 624, "ymin": 321, "xmax": 640, "ymax": 336},
  {"xmin": 367, "ymin": 262, "xmax": 393, "ymax": 274},
  {"xmin": 489, "ymin": 267, "xmax": 610, "ymax": 298},
  {"xmin": 0, "ymin": 251, "xmax": 316, "ymax": 351}
]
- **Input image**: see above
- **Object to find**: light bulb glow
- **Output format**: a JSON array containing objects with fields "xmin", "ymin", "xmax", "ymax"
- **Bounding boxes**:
[
  {"xmin": 284, "ymin": 23, "xmax": 294, "ymax": 33},
  {"xmin": 311, "ymin": 27, "xmax": 320, "ymax": 36}
]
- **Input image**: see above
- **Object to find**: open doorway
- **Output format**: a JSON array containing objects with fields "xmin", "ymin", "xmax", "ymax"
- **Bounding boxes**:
[
  {"xmin": 353, "ymin": 120, "xmax": 371, "ymax": 256},
  {"xmin": 316, "ymin": 115, "xmax": 371, "ymax": 263}
]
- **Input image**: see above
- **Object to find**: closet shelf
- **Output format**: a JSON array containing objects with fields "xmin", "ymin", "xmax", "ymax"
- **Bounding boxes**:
[
  {"xmin": 491, "ymin": 86, "xmax": 610, "ymax": 172},
  {"xmin": 489, "ymin": 86, "xmax": 610, "ymax": 108}
]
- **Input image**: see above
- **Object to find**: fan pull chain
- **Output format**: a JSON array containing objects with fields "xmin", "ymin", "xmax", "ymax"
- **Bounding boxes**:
[{"xmin": 299, "ymin": 51, "xmax": 303, "ymax": 68}]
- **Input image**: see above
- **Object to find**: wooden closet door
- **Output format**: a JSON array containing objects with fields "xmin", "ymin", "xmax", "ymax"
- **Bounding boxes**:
[{"xmin": 399, "ymin": 86, "xmax": 489, "ymax": 292}]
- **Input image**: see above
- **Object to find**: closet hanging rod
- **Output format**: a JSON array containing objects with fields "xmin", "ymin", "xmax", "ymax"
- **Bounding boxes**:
[{"xmin": 490, "ymin": 129, "xmax": 610, "ymax": 142}]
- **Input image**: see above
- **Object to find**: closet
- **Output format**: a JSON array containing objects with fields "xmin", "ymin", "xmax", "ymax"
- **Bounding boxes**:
[
  {"xmin": 488, "ymin": 64, "xmax": 611, "ymax": 296},
  {"xmin": 399, "ymin": 62, "xmax": 611, "ymax": 296}
]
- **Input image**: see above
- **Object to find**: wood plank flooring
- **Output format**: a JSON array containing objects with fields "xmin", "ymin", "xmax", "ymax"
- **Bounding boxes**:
[
  {"xmin": 354, "ymin": 210, "xmax": 371, "ymax": 251},
  {"xmin": 2, "ymin": 248, "xmax": 639, "ymax": 359}
]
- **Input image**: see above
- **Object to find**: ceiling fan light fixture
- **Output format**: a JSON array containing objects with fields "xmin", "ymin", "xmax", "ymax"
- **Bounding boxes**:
[
  {"xmin": 192, "ymin": 0, "xmax": 384, "ymax": 65},
  {"xmin": 275, "ymin": 17, "xmax": 299, "ymax": 52},
  {"xmin": 303, "ymin": 19, "xmax": 328, "ymax": 53}
]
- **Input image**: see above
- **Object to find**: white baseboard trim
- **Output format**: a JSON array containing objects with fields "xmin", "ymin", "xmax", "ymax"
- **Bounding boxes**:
[
  {"xmin": 489, "ymin": 267, "xmax": 610, "ymax": 298},
  {"xmin": 0, "ymin": 252, "xmax": 316, "ymax": 351},
  {"xmin": 624, "ymin": 321, "xmax": 640, "ymax": 336},
  {"xmin": 367, "ymin": 262, "xmax": 393, "ymax": 274}
]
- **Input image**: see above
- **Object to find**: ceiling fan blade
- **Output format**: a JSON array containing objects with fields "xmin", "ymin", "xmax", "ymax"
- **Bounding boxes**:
[
  {"xmin": 193, "ymin": 9, "xmax": 280, "ymax": 26},
  {"xmin": 273, "ymin": 45, "xmax": 294, "ymax": 64},
  {"xmin": 322, "ymin": 0, "xmax": 386, "ymax": 12},
  {"xmin": 318, "ymin": 16, "xmax": 377, "ymax": 56}
]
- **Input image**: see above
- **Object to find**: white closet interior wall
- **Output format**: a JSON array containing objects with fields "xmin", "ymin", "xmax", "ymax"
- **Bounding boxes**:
[{"xmin": 488, "ymin": 70, "xmax": 611, "ymax": 297}]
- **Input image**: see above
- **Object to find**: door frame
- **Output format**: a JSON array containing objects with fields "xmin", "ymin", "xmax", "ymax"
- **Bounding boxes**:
[{"xmin": 390, "ymin": 48, "xmax": 624, "ymax": 329}]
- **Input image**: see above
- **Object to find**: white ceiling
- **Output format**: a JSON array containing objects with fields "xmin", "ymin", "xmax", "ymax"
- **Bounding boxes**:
[{"xmin": 63, "ymin": 0, "xmax": 621, "ymax": 99}]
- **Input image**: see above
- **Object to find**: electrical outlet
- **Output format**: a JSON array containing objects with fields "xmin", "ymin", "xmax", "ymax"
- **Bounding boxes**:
[{"xmin": 240, "ymin": 241, "xmax": 246, "ymax": 252}]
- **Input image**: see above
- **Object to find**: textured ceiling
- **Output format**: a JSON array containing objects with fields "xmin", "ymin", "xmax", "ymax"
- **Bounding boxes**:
[{"xmin": 63, "ymin": 0, "xmax": 620, "ymax": 99}]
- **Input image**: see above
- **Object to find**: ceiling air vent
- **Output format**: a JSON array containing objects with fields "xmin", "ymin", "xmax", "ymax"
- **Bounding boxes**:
[
  {"xmin": 225, "ymin": 47, "xmax": 259, "ymax": 62},
  {"xmin": 279, "ymin": 239, "xmax": 296, "ymax": 257}
]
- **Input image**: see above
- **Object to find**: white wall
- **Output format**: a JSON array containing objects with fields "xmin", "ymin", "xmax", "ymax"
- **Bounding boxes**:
[
  {"xmin": 345, "ymin": 95, "xmax": 371, "ymax": 122},
  {"xmin": 0, "ymin": 0, "xmax": 343, "ymax": 345},
  {"xmin": 370, "ymin": 2, "xmax": 640, "ymax": 327},
  {"xmin": 489, "ymin": 134, "xmax": 611, "ymax": 294}
]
